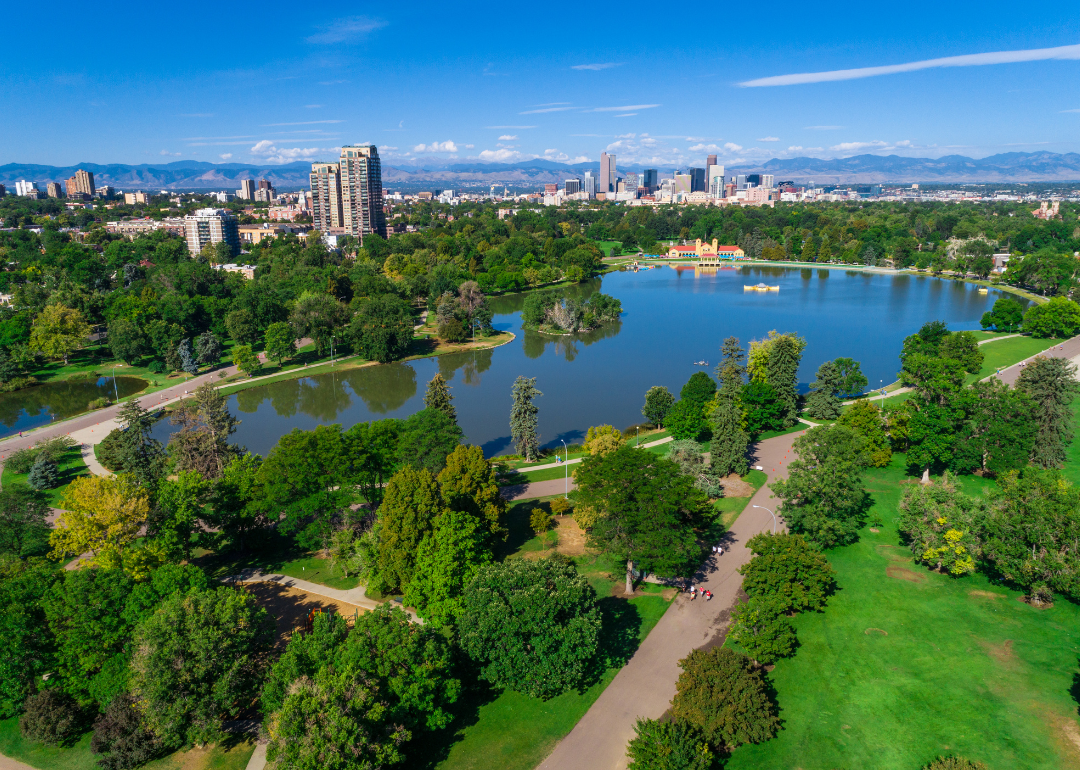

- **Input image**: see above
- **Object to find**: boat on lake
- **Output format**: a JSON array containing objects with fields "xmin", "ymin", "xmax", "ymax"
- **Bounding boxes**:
[{"xmin": 744, "ymin": 283, "xmax": 780, "ymax": 292}]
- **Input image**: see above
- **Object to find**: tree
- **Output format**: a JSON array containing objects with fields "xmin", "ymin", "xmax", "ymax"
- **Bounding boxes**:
[
  {"xmin": 583, "ymin": 424, "xmax": 625, "ymax": 456},
  {"xmin": 459, "ymin": 558, "xmax": 601, "ymax": 699},
  {"xmin": 898, "ymin": 473, "xmax": 987, "ymax": 576},
  {"xmin": 348, "ymin": 294, "xmax": 414, "ymax": 363},
  {"xmin": 205, "ymin": 454, "xmax": 267, "ymax": 553},
  {"xmin": 738, "ymin": 532, "xmax": 835, "ymax": 613},
  {"xmin": 833, "ymin": 356, "xmax": 868, "ymax": 398},
  {"xmin": 177, "ymin": 338, "xmax": 198, "ymax": 375},
  {"xmin": 951, "ymin": 379, "xmax": 1036, "ymax": 476},
  {"xmin": 49, "ymin": 475, "xmax": 149, "ymax": 569},
  {"xmin": 398, "ymin": 407, "xmax": 463, "ymax": 474},
  {"xmin": 194, "ymin": 331, "xmax": 222, "ymax": 367},
  {"xmin": 711, "ymin": 338, "xmax": 750, "ymax": 477},
  {"xmin": 107, "ymin": 317, "xmax": 147, "ymax": 365},
  {"xmin": 423, "ymin": 373, "xmax": 456, "ymax": 423},
  {"xmin": 0, "ymin": 559, "xmax": 57, "ymax": 718},
  {"xmin": 225, "ymin": 308, "xmax": 259, "ymax": 345},
  {"xmin": 1024, "ymin": 296, "xmax": 1080, "ymax": 338},
  {"xmin": 668, "ymin": 440, "xmax": 724, "ymax": 497},
  {"xmin": 114, "ymin": 398, "xmax": 167, "ymax": 489},
  {"xmin": 0, "ymin": 485, "xmax": 49, "ymax": 556},
  {"xmin": 264, "ymin": 321, "xmax": 297, "ymax": 366},
  {"xmin": 900, "ymin": 353, "xmax": 965, "ymax": 407},
  {"xmin": 763, "ymin": 332, "xmax": 805, "ymax": 426},
  {"xmin": 290, "ymin": 291, "xmax": 348, "ymax": 357},
  {"xmin": 939, "ymin": 331, "xmax": 983, "ymax": 374},
  {"xmin": 373, "ymin": 466, "xmax": 443, "ymax": 593},
  {"xmin": 19, "ymin": 689, "xmax": 83, "ymax": 746},
  {"xmin": 29, "ymin": 304, "xmax": 91, "ymax": 364},
  {"xmin": 91, "ymin": 694, "xmax": 163, "ymax": 770},
  {"xmin": 982, "ymin": 467, "xmax": 1080, "ymax": 605},
  {"xmin": 530, "ymin": 507, "xmax": 552, "ymax": 535},
  {"xmin": 981, "ymin": 297, "xmax": 1024, "ymax": 333},
  {"xmin": 265, "ymin": 667, "xmax": 409, "ymax": 770},
  {"xmin": 804, "ymin": 360, "xmax": 843, "ymax": 420},
  {"xmin": 510, "ymin": 375, "xmax": 542, "ymax": 461},
  {"xmin": 27, "ymin": 454, "xmax": 59, "ymax": 490},
  {"xmin": 403, "ymin": 510, "xmax": 492, "ymax": 627},
  {"xmin": 670, "ymin": 648, "xmax": 779, "ymax": 750},
  {"xmin": 1016, "ymin": 356, "xmax": 1080, "ymax": 468},
  {"xmin": 130, "ymin": 586, "xmax": 274, "ymax": 747},
  {"xmin": 232, "ymin": 344, "xmax": 261, "ymax": 377},
  {"xmin": 626, "ymin": 719, "xmax": 714, "ymax": 770},
  {"xmin": 740, "ymin": 381, "xmax": 784, "ymax": 435},
  {"xmin": 679, "ymin": 372, "xmax": 717, "ymax": 409},
  {"xmin": 261, "ymin": 611, "xmax": 350, "ymax": 715},
  {"xmin": 728, "ymin": 597, "xmax": 797, "ymax": 664},
  {"xmin": 151, "ymin": 471, "xmax": 208, "ymax": 561},
  {"xmin": 642, "ymin": 385, "xmax": 676, "ymax": 427},
  {"xmin": 336, "ymin": 603, "xmax": 461, "ymax": 731},
  {"xmin": 837, "ymin": 399, "xmax": 892, "ymax": 467},
  {"xmin": 665, "ymin": 399, "xmax": 708, "ymax": 441},
  {"xmin": 167, "ymin": 382, "xmax": 240, "ymax": 480},
  {"xmin": 437, "ymin": 444, "xmax": 506, "ymax": 537},
  {"xmin": 575, "ymin": 447, "xmax": 705, "ymax": 594},
  {"xmin": 772, "ymin": 425, "xmax": 870, "ymax": 549},
  {"xmin": 439, "ymin": 318, "xmax": 467, "ymax": 343}
]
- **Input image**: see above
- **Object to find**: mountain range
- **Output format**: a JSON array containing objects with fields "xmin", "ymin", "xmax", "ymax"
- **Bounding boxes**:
[{"xmin": 2, "ymin": 152, "xmax": 1079, "ymax": 191}]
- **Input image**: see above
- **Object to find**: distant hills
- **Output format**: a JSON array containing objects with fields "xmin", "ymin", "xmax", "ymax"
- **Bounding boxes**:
[{"xmin": 2, "ymin": 151, "xmax": 1080, "ymax": 191}]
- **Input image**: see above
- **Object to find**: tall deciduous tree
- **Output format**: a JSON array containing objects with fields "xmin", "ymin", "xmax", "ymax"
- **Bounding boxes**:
[
  {"xmin": 290, "ymin": 291, "xmax": 348, "ymax": 356},
  {"xmin": 575, "ymin": 446, "xmax": 705, "ymax": 594},
  {"xmin": 348, "ymin": 294, "xmax": 414, "ymax": 363},
  {"xmin": 510, "ymin": 375, "xmax": 542, "ymax": 461},
  {"xmin": 1016, "ymin": 356, "xmax": 1080, "ymax": 468},
  {"xmin": 837, "ymin": 399, "xmax": 892, "ymax": 467},
  {"xmin": 738, "ymin": 532, "xmax": 835, "ymax": 613},
  {"xmin": 772, "ymin": 424, "xmax": 870, "ymax": 549},
  {"xmin": 951, "ymin": 379, "xmax": 1036, "ymax": 476},
  {"xmin": 50, "ymin": 475, "xmax": 149, "ymax": 569},
  {"xmin": 373, "ymin": 466, "xmax": 444, "ymax": 594},
  {"xmin": 641, "ymin": 385, "xmax": 675, "ymax": 427},
  {"xmin": 679, "ymin": 372, "xmax": 717, "ymax": 409},
  {"xmin": 423, "ymin": 373, "xmax": 457, "ymax": 423},
  {"xmin": 403, "ymin": 510, "xmax": 492, "ymax": 627},
  {"xmin": 981, "ymin": 297, "xmax": 1024, "ymax": 333},
  {"xmin": 833, "ymin": 357, "xmax": 868, "ymax": 398},
  {"xmin": 29, "ymin": 304, "xmax": 91, "ymax": 364},
  {"xmin": 167, "ymin": 382, "xmax": 240, "ymax": 480},
  {"xmin": 1023, "ymin": 296, "xmax": 1080, "ymax": 338},
  {"xmin": 206, "ymin": 454, "xmax": 267, "ymax": 553},
  {"xmin": 264, "ymin": 321, "xmax": 297, "ymax": 366},
  {"xmin": 437, "ymin": 445, "xmax": 506, "ymax": 538}
]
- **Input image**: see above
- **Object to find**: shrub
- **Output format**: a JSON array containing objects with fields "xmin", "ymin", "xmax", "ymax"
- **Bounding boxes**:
[
  {"xmin": 626, "ymin": 718, "xmax": 715, "ymax": 770},
  {"xmin": 27, "ymin": 455, "xmax": 59, "ymax": 490},
  {"xmin": 91, "ymin": 694, "xmax": 163, "ymax": 770},
  {"xmin": 530, "ymin": 507, "xmax": 552, "ymax": 535},
  {"xmin": 439, "ymin": 318, "xmax": 467, "ymax": 343},
  {"xmin": 35, "ymin": 435, "xmax": 76, "ymax": 463},
  {"xmin": 670, "ymin": 648, "xmax": 779, "ymax": 750},
  {"xmin": 549, "ymin": 497, "xmax": 572, "ymax": 517},
  {"xmin": 88, "ymin": 397, "xmax": 111, "ymax": 410},
  {"xmin": 924, "ymin": 757, "xmax": 987, "ymax": 770},
  {"xmin": 146, "ymin": 360, "xmax": 166, "ymax": 374},
  {"xmin": 6, "ymin": 447, "xmax": 37, "ymax": 475},
  {"xmin": 19, "ymin": 689, "xmax": 83, "ymax": 746},
  {"xmin": 584, "ymin": 424, "xmax": 625, "ymax": 456}
]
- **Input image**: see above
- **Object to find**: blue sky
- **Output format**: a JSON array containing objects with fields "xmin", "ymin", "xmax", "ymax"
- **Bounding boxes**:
[{"xmin": 3, "ymin": 2, "xmax": 1080, "ymax": 168}]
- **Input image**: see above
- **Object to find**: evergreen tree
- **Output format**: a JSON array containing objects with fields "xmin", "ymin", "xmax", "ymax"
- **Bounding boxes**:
[
  {"xmin": 510, "ymin": 375, "xmax": 542, "ymax": 461},
  {"xmin": 115, "ymin": 399, "xmax": 167, "ymax": 489},
  {"xmin": 177, "ymin": 339, "xmax": 198, "ymax": 375},
  {"xmin": 804, "ymin": 360, "xmax": 843, "ymax": 420},
  {"xmin": 1016, "ymin": 356, "xmax": 1080, "ymax": 468},
  {"xmin": 424, "ymin": 373, "xmax": 457, "ymax": 423},
  {"xmin": 167, "ymin": 382, "xmax": 240, "ymax": 480},
  {"xmin": 194, "ymin": 332, "xmax": 222, "ymax": 367},
  {"xmin": 710, "ymin": 337, "xmax": 749, "ymax": 477},
  {"xmin": 765, "ymin": 333, "xmax": 805, "ymax": 427},
  {"xmin": 27, "ymin": 455, "xmax": 59, "ymax": 491}
]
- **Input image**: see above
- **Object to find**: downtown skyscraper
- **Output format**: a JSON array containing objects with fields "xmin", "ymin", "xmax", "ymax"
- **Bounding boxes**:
[{"xmin": 309, "ymin": 145, "xmax": 387, "ymax": 239}]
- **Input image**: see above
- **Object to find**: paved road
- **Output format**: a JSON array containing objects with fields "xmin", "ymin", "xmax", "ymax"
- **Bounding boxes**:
[
  {"xmin": 537, "ymin": 429, "xmax": 802, "ymax": 770},
  {"xmin": 989, "ymin": 336, "xmax": 1080, "ymax": 386}
]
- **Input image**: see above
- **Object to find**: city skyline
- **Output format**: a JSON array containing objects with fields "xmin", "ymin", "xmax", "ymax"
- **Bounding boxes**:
[{"xmin": 3, "ymin": 3, "xmax": 1079, "ymax": 168}]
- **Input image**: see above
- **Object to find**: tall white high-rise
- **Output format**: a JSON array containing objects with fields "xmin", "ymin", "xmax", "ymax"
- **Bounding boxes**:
[
  {"xmin": 308, "ymin": 145, "xmax": 387, "ymax": 239},
  {"xmin": 583, "ymin": 170, "xmax": 598, "ymax": 199},
  {"xmin": 184, "ymin": 208, "xmax": 240, "ymax": 258}
]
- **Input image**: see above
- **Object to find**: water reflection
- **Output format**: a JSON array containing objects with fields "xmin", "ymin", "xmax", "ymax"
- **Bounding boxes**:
[
  {"xmin": 438, "ymin": 348, "xmax": 493, "ymax": 386},
  {"xmin": 0, "ymin": 376, "xmax": 147, "ymax": 437},
  {"xmin": 522, "ymin": 319, "xmax": 624, "ymax": 361}
]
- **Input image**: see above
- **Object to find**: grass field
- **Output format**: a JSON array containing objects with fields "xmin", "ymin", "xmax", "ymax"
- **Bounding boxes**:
[
  {"xmin": 194, "ymin": 535, "xmax": 361, "ymax": 591},
  {"xmin": 0, "ymin": 444, "xmax": 89, "ymax": 507},
  {"xmin": 594, "ymin": 240, "xmax": 624, "ymax": 257},
  {"xmin": 0, "ymin": 717, "xmax": 255, "ymax": 770},
  {"xmin": 969, "ymin": 334, "xmax": 1061, "ymax": 383},
  {"xmin": 725, "ymin": 453, "xmax": 1080, "ymax": 770}
]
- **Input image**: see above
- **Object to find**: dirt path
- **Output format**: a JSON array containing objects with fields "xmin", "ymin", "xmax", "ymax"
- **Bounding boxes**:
[{"xmin": 536, "ymin": 428, "xmax": 803, "ymax": 770}]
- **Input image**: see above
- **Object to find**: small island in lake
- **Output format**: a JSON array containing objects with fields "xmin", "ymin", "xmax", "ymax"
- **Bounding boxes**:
[{"xmin": 521, "ymin": 290, "xmax": 622, "ymax": 334}]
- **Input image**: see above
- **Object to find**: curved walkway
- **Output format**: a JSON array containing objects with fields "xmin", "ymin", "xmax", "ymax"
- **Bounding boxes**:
[{"xmin": 536, "ymin": 428, "xmax": 801, "ymax": 770}]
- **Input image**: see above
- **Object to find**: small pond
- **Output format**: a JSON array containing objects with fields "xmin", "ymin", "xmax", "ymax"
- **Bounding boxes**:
[{"xmin": 0, "ymin": 375, "xmax": 148, "ymax": 437}]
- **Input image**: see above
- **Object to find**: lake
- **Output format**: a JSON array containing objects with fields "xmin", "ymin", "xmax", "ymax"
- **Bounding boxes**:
[
  {"xmin": 0, "ymin": 375, "xmax": 148, "ymax": 437},
  {"xmin": 151, "ymin": 266, "xmax": 1017, "ymax": 457}
]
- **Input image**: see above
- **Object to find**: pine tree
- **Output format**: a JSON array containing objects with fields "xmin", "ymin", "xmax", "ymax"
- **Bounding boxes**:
[
  {"xmin": 765, "ymin": 334, "xmax": 805, "ymax": 427},
  {"xmin": 115, "ymin": 398, "xmax": 167, "ymax": 489},
  {"xmin": 805, "ymin": 360, "xmax": 843, "ymax": 420},
  {"xmin": 711, "ymin": 337, "xmax": 749, "ymax": 477},
  {"xmin": 510, "ymin": 376, "xmax": 542, "ymax": 461},
  {"xmin": 1016, "ymin": 356, "xmax": 1080, "ymax": 468},
  {"xmin": 195, "ymin": 332, "xmax": 222, "ymax": 367},
  {"xmin": 178, "ymin": 338, "xmax": 199, "ymax": 375},
  {"xmin": 27, "ymin": 455, "xmax": 59, "ymax": 490},
  {"xmin": 424, "ymin": 373, "xmax": 457, "ymax": 423}
]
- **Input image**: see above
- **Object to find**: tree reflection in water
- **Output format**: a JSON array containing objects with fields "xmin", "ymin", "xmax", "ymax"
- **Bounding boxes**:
[
  {"xmin": 522, "ymin": 318, "xmax": 622, "ymax": 362},
  {"xmin": 343, "ymin": 362, "xmax": 417, "ymax": 414},
  {"xmin": 437, "ymin": 348, "xmax": 493, "ymax": 387}
]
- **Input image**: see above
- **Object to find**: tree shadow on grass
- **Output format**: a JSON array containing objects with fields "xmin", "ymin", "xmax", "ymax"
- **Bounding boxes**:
[
  {"xmin": 406, "ymin": 678, "xmax": 500, "ymax": 770},
  {"xmin": 582, "ymin": 595, "xmax": 643, "ymax": 690}
]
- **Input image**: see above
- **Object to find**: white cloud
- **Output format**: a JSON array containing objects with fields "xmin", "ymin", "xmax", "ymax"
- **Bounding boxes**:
[
  {"xmin": 465, "ymin": 144, "xmax": 475, "ymax": 149},
  {"xmin": 519, "ymin": 106, "xmax": 576, "ymax": 114},
  {"xmin": 263, "ymin": 120, "xmax": 344, "ymax": 126},
  {"xmin": 318, "ymin": 79, "xmax": 349, "ymax": 86},
  {"xmin": 381, "ymin": 146, "xmax": 398, "ymax": 151},
  {"xmin": 306, "ymin": 16, "xmax": 386, "ymax": 44},
  {"xmin": 1061, "ymin": 108, "xmax": 1080, "ymax": 113},
  {"xmin": 740, "ymin": 42, "xmax": 1080, "ymax": 87},
  {"xmin": 757, "ymin": 136, "xmax": 779, "ymax": 142},
  {"xmin": 589, "ymin": 104, "xmax": 660, "ymax": 112},
  {"xmin": 541, "ymin": 149, "xmax": 590, "ymax": 163},
  {"xmin": 159, "ymin": 150, "xmax": 181, "ymax": 156},
  {"xmin": 219, "ymin": 153, "xmax": 233, "ymax": 160},
  {"xmin": 614, "ymin": 113, "xmax": 637, "ymax": 118},
  {"xmin": 805, "ymin": 125, "xmax": 844, "ymax": 130},
  {"xmin": 688, "ymin": 142, "xmax": 743, "ymax": 154},
  {"xmin": 498, "ymin": 134, "xmax": 518, "ymax": 141},
  {"xmin": 572, "ymin": 63, "xmax": 623, "ymax": 70},
  {"xmin": 412, "ymin": 140, "xmax": 458, "ymax": 153},
  {"xmin": 250, "ymin": 140, "xmax": 323, "ymax": 163},
  {"xmin": 478, "ymin": 148, "xmax": 533, "ymax": 162},
  {"xmin": 828, "ymin": 139, "xmax": 916, "ymax": 155}
]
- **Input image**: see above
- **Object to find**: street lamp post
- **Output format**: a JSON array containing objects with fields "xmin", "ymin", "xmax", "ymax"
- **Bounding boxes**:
[
  {"xmin": 752, "ymin": 504, "xmax": 778, "ymax": 534},
  {"xmin": 561, "ymin": 439, "xmax": 568, "ymax": 499},
  {"xmin": 111, "ymin": 364, "xmax": 122, "ymax": 403},
  {"xmin": 330, "ymin": 336, "xmax": 336, "ymax": 367}
]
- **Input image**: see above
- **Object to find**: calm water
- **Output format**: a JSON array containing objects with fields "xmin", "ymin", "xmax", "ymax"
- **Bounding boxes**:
[
  {"xmin": 0, "ymin": 375, "xmax": 148, "ymax": 437},
  {"xmin": 151, "ymin": 266, "xmax": 1017, "ymax": 457}
]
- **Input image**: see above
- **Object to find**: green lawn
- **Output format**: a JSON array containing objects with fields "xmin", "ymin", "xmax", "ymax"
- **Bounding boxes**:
[
  {"xmin": 0, "ymin": 717, "xmax": 255, "ymax": 770},
  {"xmin": 969, "ymin": 334, "xmax": 1061, "ymax": 383},
  {"xmin": 194, "ymin": 535, "xmax": 361, "ymax": 591},
  {"xmin": 1, "ymin": 445, "xmax": 89, "ymax": 507},
  {"xmin": 726, "ymin": 455, "xmax": 1080, "ymax": 770},
  {"xmin": 594, "ymin": 240, "xmax": 624, "ymax": 257}
]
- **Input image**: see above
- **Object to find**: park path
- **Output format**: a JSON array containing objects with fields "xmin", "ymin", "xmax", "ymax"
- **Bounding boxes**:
[
  {"xmin": 536, "ymin": 429, "xmax": 801, "ymax": 770},
  {"xmin": 0, "ymin": 754, "xmax": 36, "ymax": 770},
  {"xmin": 986, "ymin": 334, "xmax": 1080, "ymax": 386}
]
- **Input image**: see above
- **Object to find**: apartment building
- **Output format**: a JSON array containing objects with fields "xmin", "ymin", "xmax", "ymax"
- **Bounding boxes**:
[
  {"xmin": 309, "ymin": 146, "xmax": 386, "ymax": 239},
  {"xmin": 65, "ymin": 169, "xmax": 95, "ymax": 197},
  {"xmin": 184, "ymin": 208, "xmax": 240, "ymax": 258},
  {"xmin": 124, "ymin": 191, "xmax": 150, "ymax": 205},
  {"xmin": 46, "ymin": 182, "xmax": 64, "ymax": 198},
  {"xmin": 238, "ymin": 179, "xmax": 256, "ymax": 200}
]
